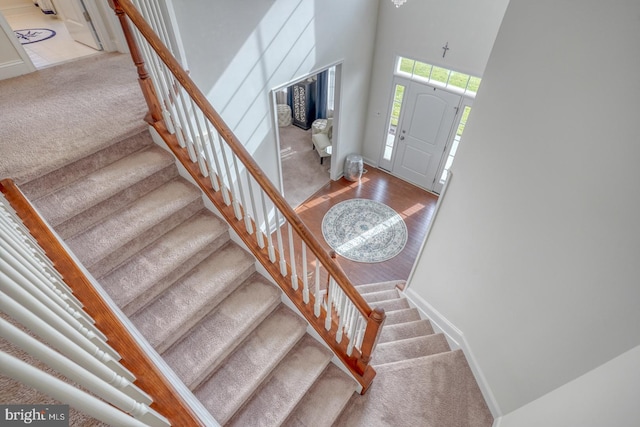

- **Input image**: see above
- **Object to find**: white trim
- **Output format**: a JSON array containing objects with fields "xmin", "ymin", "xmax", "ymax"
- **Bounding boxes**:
[{"xmin": 403, "ymin": 286, "xmax": 502, "ymax": 419}]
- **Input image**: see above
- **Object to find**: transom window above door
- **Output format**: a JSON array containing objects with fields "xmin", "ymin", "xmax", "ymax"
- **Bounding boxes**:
[{"xmin": 395, "ymin": 57, "xmax": 481, "ymax": 96}]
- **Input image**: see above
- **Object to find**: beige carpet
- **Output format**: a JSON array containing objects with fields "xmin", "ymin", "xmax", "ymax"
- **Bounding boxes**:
[{"xmin": 0, "ymin": 52, "xmax": 147, "ymax": 185}]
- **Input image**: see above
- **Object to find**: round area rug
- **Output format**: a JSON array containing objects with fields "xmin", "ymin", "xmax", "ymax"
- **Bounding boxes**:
[
  {"xmin": 14, "ymin": 28, "xmax": 56, "ymax": 45},
  {"xmin": 322, "ymin": 198, "xmax": 407, "ymax": 263}
]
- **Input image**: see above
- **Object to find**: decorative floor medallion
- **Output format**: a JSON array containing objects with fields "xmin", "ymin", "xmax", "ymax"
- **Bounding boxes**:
[
  {"xmin": 322, "ymin": 198, "xmax": 407, "ymax": 263},
  {"xmin": 14, "ymin": 28, "xmax": 56, "ymax": 45}
]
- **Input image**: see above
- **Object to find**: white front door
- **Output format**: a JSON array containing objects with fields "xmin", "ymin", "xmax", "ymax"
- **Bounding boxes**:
[
  {"xmin": 389, "ymin": 82, "xmax": 460, "ymax": 190},
  {"xmin": 55, "ymin": 0, "xmax": 102, "ymax": 50}
]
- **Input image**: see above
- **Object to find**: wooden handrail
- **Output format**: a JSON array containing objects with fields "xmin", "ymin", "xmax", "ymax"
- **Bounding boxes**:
[
  {"xmin": 0, "ymin": 179, "xmax": 204, "ymax": 426},
  {"xmin": 112, "ymin": 0, "xmax": 385, "ymax": 392},
  {"xmin": 112, "ymin": 0, "xmax": 373, "ymax": 319}
]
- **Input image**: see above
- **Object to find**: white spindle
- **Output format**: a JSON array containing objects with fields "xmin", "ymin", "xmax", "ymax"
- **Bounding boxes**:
[
  {"xmin": 261, "ymin": 195, "xmax": 276, "ymax": 262},
  {"xmin": 0, "ymin": 318, "xmax": 166, "ymax": 424},
  {"xmin": 230, "ymin": 153, "xmax": 249, "ymax": 228},
  {"xmin": 0, "ymin": 242, "xmax": 96, "ymax": 336},
  {"xmin": 201, "ymin": 121, "xmax": 222, "ymax": 192},
  {"xmin": 0, "ymin": 292, "xmax": 145, "ymax": 403},
  {"xmin": 302, "ymin": 242, "xmax": 309, "ymax": 304},
  {"xmin": 325, "ymin": 278, "xmax": 334, "ymax": 330},
  {"xmin": 245, "ymin": 171, "xmax": 258, "ymax": 238},
  {"xmin": 0, "ymin": 353, "xmax": 159, "ymax": 427},
  {"xmin": 274, "ymin": 209, "xmax": 287, "ymax": 276},
  {"xmin": 189, "ymin": 100, "xmax": 211, "ymax": 177},
  {"xmin": 288, "ymin": 224, "xmax": 298, "ymax": 289},
  {"xmin": 0, "ymin": 279, "xmax": 131, "ymax": 381},
  {"xmin": 314, "ymin": 260, "xmax": 321, "ymax": 317}
]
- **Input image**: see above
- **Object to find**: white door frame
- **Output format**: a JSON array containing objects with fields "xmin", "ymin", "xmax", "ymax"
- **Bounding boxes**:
[
  {"xmin": 0, "ymin": 11, "xmax": 35, "ymax": 79},
  {"xmin": 380, "ymin": 77, "xmax": 463, "ymax": 192},
  {"xmin": 271, "ymin": 61, "xmax": 343, "ymax": 196}
]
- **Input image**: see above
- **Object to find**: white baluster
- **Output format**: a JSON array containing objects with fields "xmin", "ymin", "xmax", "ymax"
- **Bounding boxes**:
[
  {"xmin": 288, "ymin": 224, "xmax": 298, "ymax": 289},
  {"xmin": 0, "ymin": 282, "xmax": 131, "ymax": 381},
  {"xmin": 314, "ymin": 260, "xmax": 321, "ymax": 317},
  {"xmin": 261, "ymin": 195, "xmax": 276, "ymax": 262},
  {"xmin": 302, "ymin": 242, "xmax": 309, "ymax": 304},
  {"xmin": 0, "ymin": 353, "xmax": 162, "ymax": 427}
]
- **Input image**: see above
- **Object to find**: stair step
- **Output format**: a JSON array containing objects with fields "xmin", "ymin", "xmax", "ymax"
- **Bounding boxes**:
[
  {"xmin": 378, "ymin": 319, "xmax": 435, "ymax": 344},
  {"xmin": 67, "ymin": 179, "xmax": 202, "ymax": 278},
  {"xmin": 384, "ymin": 308, "xmax": 421, "ymax": 325},
  {"xmin": 195, "ymin": 304, "xmax": 307, "ymax": 425},
  {"xmin": 282, "ymin": 363, "xmax": 357, "ymax": 427},
  {"xmin": 370, "ymin": 297, "xmax": 410, "ymax": 312},
  {"xmin": 162, "ymin": 275, "xmax": 281, "ymax": 390},
  {"xmin": 227, "ymin": 335, "xmax": 333, "ymax": 427},
  {"xmin": 130, "ymin": 243, "xmax": 255, "ymax": 353},
  {"xmin": 34, "ymin": 146, "xmax": 177, "ymax": 240},
  {"xmin": 361, "ymin": 289, "xmax": 400, "ymax": 303},
  {"xmin": 22, "ymin": 128, "xmax": 151, "ymax": 200},
  {"xmin": 373, "ymin": 334, "xmax": 450, "ymax": 366},
  {"xmin": 355, "ymin": 280, "xmax": 403, "ymax": 295},
  {"xmin": 335, "ymin": 349, "xmax": 493, "ymax": 427},
  {"xmin": 99, "ymin": 210, "xmax": 229, "ymax": 315}
]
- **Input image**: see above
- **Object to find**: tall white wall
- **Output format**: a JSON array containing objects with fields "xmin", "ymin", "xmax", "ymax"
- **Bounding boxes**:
[
  {"xmin": 170, "ymin": 0, "xmax": 378, "ymax": 185},
  {"xmin": 361, "ymin": 0, "xmax": 509, "ymax": 165},
  {"xmin": 499, "ymin": 345, "xmax": 640, "ymax": 427},
  {"xmin": 409, "ymin": 0, "xmax": 640, "ymax": 415}
]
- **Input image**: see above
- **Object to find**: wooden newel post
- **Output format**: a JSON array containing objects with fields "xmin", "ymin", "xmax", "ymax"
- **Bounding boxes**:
[
  {"xmin": 109, "ymin": 0, "xmax": 163, "ymax": 125},
  {"xmin": 357, "ymin": 306, "xmax": 386, "ymax": 374}
]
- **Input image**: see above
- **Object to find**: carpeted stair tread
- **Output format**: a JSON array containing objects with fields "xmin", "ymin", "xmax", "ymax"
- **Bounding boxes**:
[
  {"xmin": 373, "ymin": 333, "xmax": 450, "ymax": 366},
  {"xmin": 227, "ymin": 335, "xmax": 333, "ymax": 427},
  {"xmin": 355, "ymin": 280, "xmax": 403, "ymax": 295},
  {"xmin": 195, "ymin": 304, "xmax": 308, "ymax": 424},
  {"xmin": 378, "ymin": 319, "xmax": 435, "ymax": 344},
  {"xmin": 130, "ymin": 243, "xmax": 256, "ymax": 353},
  {"xmin": 282, "ymin": 363, "xmax": 358, "ymax": 427},
  {"xmin": 370, "ymin": 297, "xmax": 410, "ymax": 313},
  {"xmin": 161, "ymin": 275, "xmax": 281, "ymax": 390},
  {"xmin": 361, "ymin": 289, "xmax": 401, "ymax": 303},
  {"xmin": 21, "ymin": 128, "xmax": 151, "ymax": 201},
  {"xmin": 335, "ymin": 349, "xmax": 493, "ymax": 427},
  {"xmin": 66, "ymin": 178, "xmax": 202, "ymax": 277},
  {"xmin": 384, "ymin": 307, "xmax": 421, "ymax": 325},
  {"xmin": 34, "ymin": 146, "xmax": 177, "ymax": 239},
  {"xmin": 99, "ymin": 210, "xmax": 229, "ymax": 315}
]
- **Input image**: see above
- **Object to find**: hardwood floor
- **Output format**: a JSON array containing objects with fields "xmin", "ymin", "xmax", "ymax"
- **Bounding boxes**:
[{"xmin": 291, "ymin": 167, "xmax": 438, "ymax": 286}]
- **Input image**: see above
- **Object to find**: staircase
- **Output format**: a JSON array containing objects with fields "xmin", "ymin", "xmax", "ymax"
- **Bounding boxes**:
[
  {"xmin": 21, "ymin": 129, "xmax": 358, "ymax": 426},
  {"xmin": 17, "ymin": 127, "xmax": 494, "ymax": 425}
]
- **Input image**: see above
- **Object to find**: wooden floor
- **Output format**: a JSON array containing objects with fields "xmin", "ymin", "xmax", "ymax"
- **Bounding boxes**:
[{"xmin": 292, "ymin": 167, "xmax": 438, "ymax": 286}]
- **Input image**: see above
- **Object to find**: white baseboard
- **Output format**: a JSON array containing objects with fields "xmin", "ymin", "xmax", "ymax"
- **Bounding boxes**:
[{"xmin": 404, "ymin": 287, "xmax": 503, "ymax": 420}]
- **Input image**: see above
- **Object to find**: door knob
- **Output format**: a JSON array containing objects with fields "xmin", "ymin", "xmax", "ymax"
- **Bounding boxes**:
[{"xmin": 399, "ymin": 136, "xmax": 405, "ymax": 140}]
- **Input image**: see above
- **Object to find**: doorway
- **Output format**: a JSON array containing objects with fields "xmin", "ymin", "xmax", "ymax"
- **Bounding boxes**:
[
  {"xmin": 0, "ymin": 0, "xmax": 121, "ymax": 70},
  {"xmin": 380, "ymin": 57, "xmax": 481, "ymax": 193},
  {"xmin": 273, "ymin": 64, "xmax": 341, "ymax": 209},
  {"xmin": 382, "ymin": 78, "xmax": 460, "ymax": 191}
]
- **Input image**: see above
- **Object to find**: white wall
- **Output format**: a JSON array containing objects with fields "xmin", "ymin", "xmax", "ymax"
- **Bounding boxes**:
[
  {"xmin": 498, "ymin": 345, "xmax": 640, "ymax": 427},
  {"xmin": 170, "ymin": 0, "xmax": 378, "ymax": 185},
  {"xmin": 361, "ymin": 0, "xmax": 509, "ymax": 165},
  {"xmin": 409, "ymin": 0, "xmax": 640, "ymax": 415}
]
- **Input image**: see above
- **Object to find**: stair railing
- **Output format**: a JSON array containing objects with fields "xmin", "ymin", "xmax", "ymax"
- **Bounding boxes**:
[
  {"xmin": 111, "ymin": 0, "xmax": 384, "ymax": 392},
  {"xmin": 0, "ymin": 179, "xmax": 207, "ymax": 426}
]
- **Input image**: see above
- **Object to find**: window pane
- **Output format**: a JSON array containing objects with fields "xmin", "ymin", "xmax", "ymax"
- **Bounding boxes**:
[
  {"xmin": 448, "ymin": 71, "xmax": 470, "ymax": 90},
  {"xmin": 413, "ymin": 61, "xmax": 432, "ymax": 79},
  {"xmin": 430, "ymin": 66, "xmax": 450, "ymax": 84},
  {"xmin": 385, "ymin": 84, "xmax": 405, "ymax": 161},
  {"xmin": 467, "ymin": 76, "xmax": 482, "ymax": 93},
  {"xmin": 398, "ymin": 58, "xmax": 414, "ymax": 74}
]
